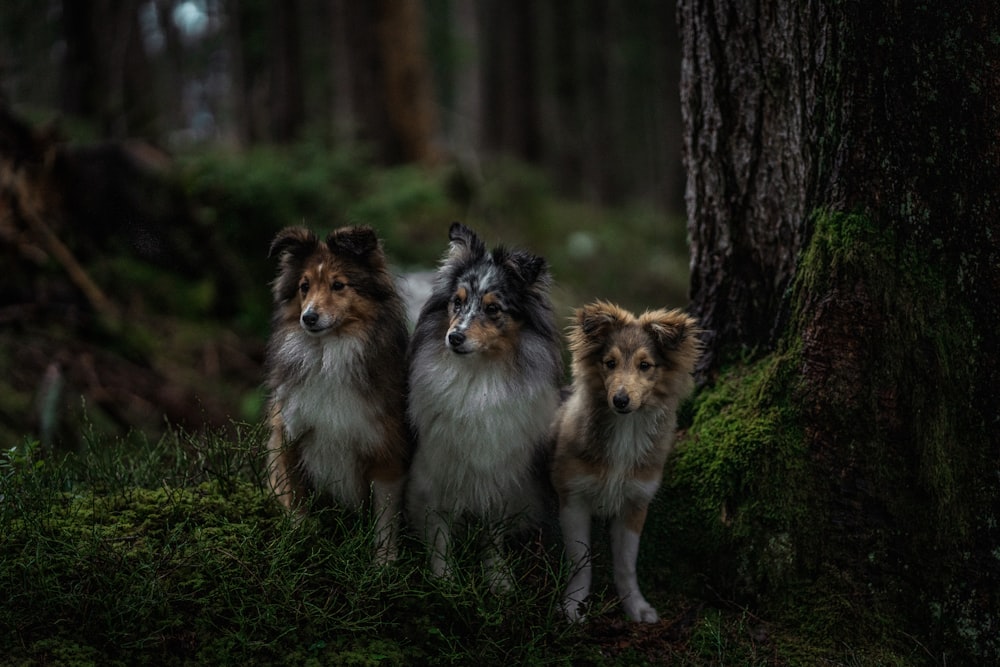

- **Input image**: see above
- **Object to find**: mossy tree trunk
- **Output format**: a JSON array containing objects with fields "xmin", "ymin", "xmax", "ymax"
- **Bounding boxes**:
[{"xmin": 675, "ymin": 0, "xmax": 999, "ymax": 658}]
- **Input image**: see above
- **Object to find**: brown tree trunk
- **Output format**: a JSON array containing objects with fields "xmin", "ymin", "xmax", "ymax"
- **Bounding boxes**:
[
  {"xmin": 333, "ymin": 0, "xmax": 436, "ymax": 165},
  {"xmin": 678, "ymin": 0, "xmax": 999, "ymax": 658},
  {"xmin": 268, "ymin": 0, "xmax": 305, "ymax": 143},
  {"xmin": 376, "ymin": 0, "xmax": 438, "ymax": 164},
  {"xmin": 59, "ymin": 0, "xmax": 157, "ymax": 140},
  {"xmin": 481, "ymin": 0, "xmax": 540, "ymax": 163},
  {"xmin": 680, "ymin": 2, "xmax": 827, "ymax": 375}
]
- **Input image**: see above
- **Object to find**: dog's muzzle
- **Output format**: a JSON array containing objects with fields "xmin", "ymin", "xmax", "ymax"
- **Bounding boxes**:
[
  {"xmin": 446, "ymin": 330, "xmax": 471, "ymax": 353},
  {"xmin": 612, "ymin": 390, "xmax": 632, "ymax": 414},
  {"xmin": 300, "ymin": 309, "xmax": 331, "ymax": 334}
]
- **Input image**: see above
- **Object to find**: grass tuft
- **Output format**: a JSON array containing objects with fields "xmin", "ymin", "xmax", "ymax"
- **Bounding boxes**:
[{"xmin": 1, "ymin": 424, "xmax": 910, "ymax": 665}]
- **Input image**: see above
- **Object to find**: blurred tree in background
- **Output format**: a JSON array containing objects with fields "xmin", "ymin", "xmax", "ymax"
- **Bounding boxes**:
[
  {"xmin": 1, "ymin": 0, "xmax": 683, "ymax": 209},
  {"xmin": 0, "ymin": 0, "xmax": 688, "ymax": 447},
  {"xmin": 1, "ymin": 2, "xmax": 997, "ymax": 661}
]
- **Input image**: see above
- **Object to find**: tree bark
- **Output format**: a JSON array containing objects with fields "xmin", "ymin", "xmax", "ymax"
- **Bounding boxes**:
[
  {"xmin": 678, "ymin": 0, "xmax": 999, "ymax": 657},
  {"xmin": 450, "ymin": 0, "xmax": 482, "ymax": 169},
  {"xmin": 59, "ymin": 0, "xmax": 157, "ymax": 140},
  {"xmin": 376, "ymin": 0, "xmax": 438, "ymax": 164},
  {"xmin": 268, "ymin": 0, "xmax": 305, "ymax": 143},
  {"xmin": 481, "ymin": 0, "xmax": 540, "ymax": 163},
  {"xmin": 680, "ymin": 2, "xmax": 829, "ymax": 375}
]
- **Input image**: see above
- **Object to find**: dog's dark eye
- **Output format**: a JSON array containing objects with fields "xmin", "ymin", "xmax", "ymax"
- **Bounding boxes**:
[
  {"xmin": 332, "ymin": 280, "xmax": 346, "ymax": 291},
  {"xmin": 605, "ymin": 359, "xmax": 617, "ymax": 370},
  {"xmin": 299, "ymin": 281, "xmax": 310, "ymax": 295},
  {"xmin": 485, "ymin": 303, "xmax": 501, "ymax": 316},
  {"xmin": 639, "ymin": 361, "xmax": 653, "ymax": 371},
  {"xmin": 452, "ymin": 296, "xmax": 463, "ymax": 310}
]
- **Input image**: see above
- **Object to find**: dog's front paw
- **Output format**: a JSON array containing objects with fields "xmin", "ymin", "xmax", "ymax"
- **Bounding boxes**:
[
  {"xmin": 374, "ymin": 543, "xmax": 399, "ymax": 565},
  {"xmin": 623, "ymin": 597, "xmax": 659, "ymax": 623},
  {"xmin": 429, "ymin": 553, "xmax": 455, "ymax": 581},
  {"xmin": 562, "ymin": 597, "xmax": 587, "ymax": 623},
  {"xmin": 487, "ymin": 565, "xmax": 513, "ymax": 595}
]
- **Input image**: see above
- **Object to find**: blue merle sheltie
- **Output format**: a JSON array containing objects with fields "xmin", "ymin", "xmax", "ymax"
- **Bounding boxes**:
[
  {"xmin": 406, "ymin": 222, "xmax": 562, "ymax": 585},
  {"xmin": 264, "ymin": 225, "xmax": 410, "ymax": 563},
  {"xmin": 551, "ymin": 301, "xmax": 701, "ymax": 622}
]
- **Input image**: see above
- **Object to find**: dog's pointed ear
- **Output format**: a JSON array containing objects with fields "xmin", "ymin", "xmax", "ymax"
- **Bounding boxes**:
[
  {"xmin": 327, "ymin": 225, "xmax": 379, "ymax": 258},
  {"xmin": 447, "ymin": 222, "xmax": 485, "ymax": 263},
  {"xmin": 643, "ymin": 309, "xmax": 697, "ymax": 354},
  {"xmin": 269, "ymin": 227, "xmax": 318, "ymax": 305},
  {"xmin": 502, "ymin": 250, "xmax": 547, "ymax": 288},
  {"xmin": 577, "ymin": 302, "xmax": 628, "ymax": 340},
  {"xmin": 269, "ymin": 226, "xmax": 317, "ymax": 260}
]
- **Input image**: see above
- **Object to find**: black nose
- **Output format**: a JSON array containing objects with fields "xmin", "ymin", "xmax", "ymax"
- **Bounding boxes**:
[
  {"xmin": 447, "ymin": 331, "xmax": 466, "ymax": 347},
  {"xmin": 301, "ymin": 311, "xmax": 319, "ymax": 327},
  {"xmin": 613, "ymin": 392, "xmax": 630, "ymax": 411}
]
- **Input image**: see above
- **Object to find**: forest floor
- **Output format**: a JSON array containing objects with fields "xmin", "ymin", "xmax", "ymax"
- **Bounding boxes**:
[
  {"xmin": 0, "ymin": 433, "xmax": 869, "ymax": 666},
  {"xmin": 0, "ymin": 126, "xmax": 918, "ymax": 665}
]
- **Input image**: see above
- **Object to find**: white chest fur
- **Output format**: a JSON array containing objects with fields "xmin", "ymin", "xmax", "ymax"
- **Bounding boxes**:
[
  {"xmin": 273, "ymin": 333, "xmax": 381, "ymax": 504},
  {"xmin": 567, "ymin": 409, "xmax": 671, "ymax": 517},
  {"xmin": 408, "ymin": 349, "xmax": 557, "ymax": 516}
]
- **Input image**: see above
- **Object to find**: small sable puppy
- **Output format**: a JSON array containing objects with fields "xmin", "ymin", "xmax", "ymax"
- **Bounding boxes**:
[
  {"xmin": 406, "ymin": 222, "xmax": 562, "ymax": 585},
  {"xmin": 551, "ymin": 301, "xmax": 701, "ymax": 622},
  {"xmin": 264, "ymin": 225, "xmax": 410, "ymax": 563}
]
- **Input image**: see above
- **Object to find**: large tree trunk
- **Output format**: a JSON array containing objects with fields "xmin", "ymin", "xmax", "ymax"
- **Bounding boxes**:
[
  {"xmin": 333, "ymin": 0, "xmax": 437, "ymax": 164},
  {"xmin": 376, "ymin": 0, "xmax": 438, "ymax": 164},
  {"xmin": 675, "ymin": 0, "xmax": 999, "ymax": 658},
  {"xmin": 447, "ymin": 0, "xmax": 482, "ymax": 173},
  {"xmin": 680, "ymin": 3, "xmax": 826, "ymax": 375}
]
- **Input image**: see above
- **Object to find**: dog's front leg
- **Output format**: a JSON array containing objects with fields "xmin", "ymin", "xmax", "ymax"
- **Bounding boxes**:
[
  {"xmin": 371, "ymin": 476, "xmax": 403, "ymax": 564},
  {"xmin": 559, "ymin": 495, "xmax": 593, "ymax": 622},
  {"xmin": 611, "ymin": 502, "xmax": 658, "ymax": 623},
  {"xmin": 266, "ymin": 410, "xmax": 299, "ymax": 510},
  {"xmin": 482, "ymin": 522, "xmax": 514, "ymax": 593},
  {"xmin": 424, "ymin": 511, "xmax": 454, "ymax": 580}
]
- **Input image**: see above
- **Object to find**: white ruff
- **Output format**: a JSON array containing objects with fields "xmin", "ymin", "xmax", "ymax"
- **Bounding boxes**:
[
  {"xmin": 567, "ymin": 407, "xmax": 670, "ymax": 517},
  {"xmin": 272, "ymin": 332, "xmax": 381, "ymax": 505},
  {"xmin": 408, "ymin": 346, "xmax": 557, "ymax": 518}
]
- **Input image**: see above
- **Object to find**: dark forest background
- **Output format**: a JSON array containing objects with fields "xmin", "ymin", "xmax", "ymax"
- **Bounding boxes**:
[
  {"xmin": 2, "ymin": 0, "xmax": 684, "ymax": 208},
  {"xmin": 0, "ymin": 0, "xmax": 691, "ymax": 447},
  {"xmin": 2, "ymin": 2, "xmax": 997, "ymax": 664}
]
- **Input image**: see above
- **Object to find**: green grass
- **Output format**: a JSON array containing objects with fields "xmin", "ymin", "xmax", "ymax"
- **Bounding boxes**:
[
  {"xmin": 1, "ymin": 148, "xmax": 935, "ymax": 664},
  {"xmin": 1, "ymin": 430, "xmax": 580, "ymax": 665},
  {"xmin": 0, "ymin": 426, "xmax": 914, "ymax": 666}
]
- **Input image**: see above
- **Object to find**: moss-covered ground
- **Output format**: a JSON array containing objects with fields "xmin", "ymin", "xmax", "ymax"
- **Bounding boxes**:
[
  {"xmin": 2, "ymin": 418, "xmax": 946, "ymax": 666},
  {"xmin": 4, "ymin": 141, "xmax": 992, "ymax": 664}
]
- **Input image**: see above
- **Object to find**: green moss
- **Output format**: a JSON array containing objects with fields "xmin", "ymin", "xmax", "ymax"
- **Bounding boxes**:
[
  {"xmin": 652, "ymin": 345, "xmax": 810, "ymax": 601},
  {"xmin": 651, "ymin": 207, "xmax": 994, "ymax": 660},
  {"xmin": 796, "ymin": 209, "xmax": 982, "ymax": 539}
]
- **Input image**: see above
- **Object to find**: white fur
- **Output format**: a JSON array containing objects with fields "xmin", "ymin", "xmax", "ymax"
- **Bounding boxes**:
[
  {"xmin": 559, "ymin": 498, "xmax": 593, "ymax": 622},
  {"xmin": 611, "ymin": 518, "xmax": 659, "ymax": 622},
  {"xmin": 563, "ymin": 400, "xmax": 671, "ymax": 518},
  {"xmin": 271, "ymin": 331, "xmax": 382, "ymax": 506},
  {"xmin": 558, "ymin": 402, "xmax": 675, "ymax": 623},
  {"xmin": 408, "ymin": 348, "xmax": 556, "ymax": 517},
  {"xmin": 407, "ymin": 341, "xmax": 558, "ymax": 578}
]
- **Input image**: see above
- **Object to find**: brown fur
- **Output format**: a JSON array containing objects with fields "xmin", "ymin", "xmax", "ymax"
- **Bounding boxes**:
[
  {"xmin": 551, "ymin": 300, "xmax": 701, "ymax": 621},
  {"xmin": 264, "ymin": 225, "xmax": 410, "ymax": 562}
]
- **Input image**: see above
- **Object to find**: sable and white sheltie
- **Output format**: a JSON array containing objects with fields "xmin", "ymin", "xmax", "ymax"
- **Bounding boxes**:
[
  {"xmin": 264, "ymin": 225, "xmax": 410, "ymax": 563},
  {"xmin": 406, "ymin": 222, "xmax": 562, "ymax": 583},
  {"xmin": 551, "ymin": 301, "xmax": 701, "ymax": 622}
]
